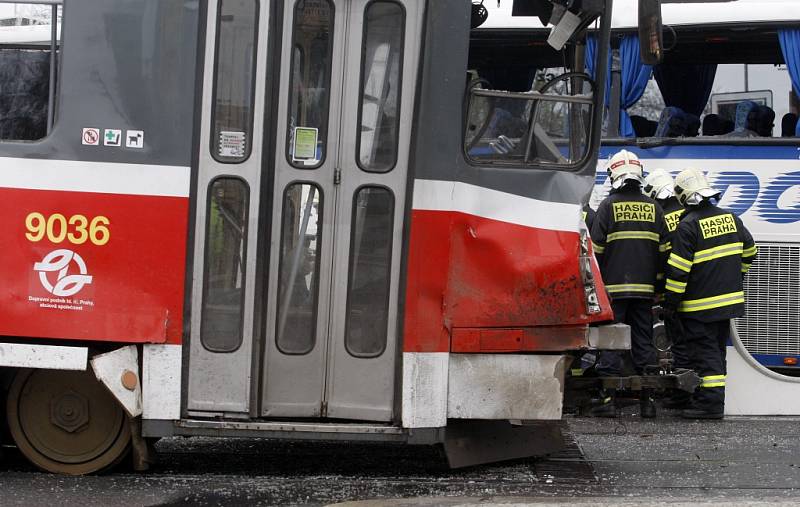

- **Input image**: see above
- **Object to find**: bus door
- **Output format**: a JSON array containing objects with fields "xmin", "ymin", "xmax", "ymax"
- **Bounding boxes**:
[{"xmin": 187, "ymin": 0, "xmax": 422, "ymax": 421}]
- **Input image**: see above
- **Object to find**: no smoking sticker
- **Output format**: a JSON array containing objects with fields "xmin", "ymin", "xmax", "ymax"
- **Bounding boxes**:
[{"xmin": 82, "ymin": 128, "xmax": 100, "ymax": 146}]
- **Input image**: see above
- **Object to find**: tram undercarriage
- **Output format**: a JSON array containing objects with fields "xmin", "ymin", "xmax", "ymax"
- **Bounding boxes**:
[{"xmin": 1, "ymin": 322, "xmax": 703, "ymax": 474}]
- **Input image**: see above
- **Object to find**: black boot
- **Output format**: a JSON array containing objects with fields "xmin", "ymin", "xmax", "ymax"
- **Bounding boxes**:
[
  {"xmin": 681, "ymin": 407, "xmax": 723, "ymax": 420},
  {"xmin": 589, "ymin": 394, "xmax": 617, "ymax": 418},
  {"xmin": 661, "ymin": 391, "xmax": 691, "ymax": 410},
  {"xmin": 640, "ymin": 389, "xmax": 656, "ymax": 418}
]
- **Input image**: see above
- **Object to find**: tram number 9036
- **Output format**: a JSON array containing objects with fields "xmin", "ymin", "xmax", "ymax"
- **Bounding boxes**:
[{"xmin": 25, "ymin": 212, "xmax": 111, "ymax": 246}]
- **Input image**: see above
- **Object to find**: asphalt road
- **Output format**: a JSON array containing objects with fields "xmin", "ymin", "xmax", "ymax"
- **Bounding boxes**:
[{"xmin": 2, "ymin": 410, "xmax": 800, "ymax": 506}]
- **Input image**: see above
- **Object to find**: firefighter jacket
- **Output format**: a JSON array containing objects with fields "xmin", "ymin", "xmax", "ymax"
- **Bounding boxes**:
[
  {"xmin": 658, "ymin": 196, "xmax": 685, "ymax": 250},
  {"xmin": 591, "ymin": 186, "xmax": 669, "ymax": 299},
  {"xmin": 664, "ymin": 202, "xmax": 757, "ymax": 322}
]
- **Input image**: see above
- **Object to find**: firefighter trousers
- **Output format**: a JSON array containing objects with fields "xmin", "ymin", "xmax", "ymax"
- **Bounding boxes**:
[
  {"xmin": 680, "ymin": 318, "xmax": 729, "ymax": 413},
  {"xmin": 596, "ymin": 298, "xmax": 657, "ymax": 375},
  {"xmin": 671, "ymin": 333, "xmax": 691, "ymax": 370}
]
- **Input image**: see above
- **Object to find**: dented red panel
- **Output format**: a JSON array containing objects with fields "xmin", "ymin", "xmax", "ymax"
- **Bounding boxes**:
[
  {"xmin": 0, "ymin": 187, "xmax": 187, "ymax": 344},
  {"xmin": 451, "ymin": 326, "xmax": 587, "ymax": 353},
  {"xmin": 404, "ymin": 207, "xmax": 614, "ymax": 353}
]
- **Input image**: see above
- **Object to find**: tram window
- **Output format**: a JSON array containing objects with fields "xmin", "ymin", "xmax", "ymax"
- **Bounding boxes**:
[
  {"xmin": 345, "ymin": 187, "xmax": 394, "ymax": 358},
  {"xmin": 211, "ymin": 0, "xmax": 258, "ymax": 163},
  {"xmin": 0, "ymin": 3, "xmax": 62, "ymax": 141},
  {"xmin": 356, "ymin": 1, "xmax": 405, "ymax": 173},
  {"xmin": 287, "ymin": 0, "xmax": 333, "ymax": 169},
  {"xmin": 465, "ymin": 75, "xmax": 593, "ymax": 168},
  {"xmin": 276, "ymin": 183, "xmax": 323, "ymax": 355},
  {"xmin": 200, "ymin": 178, "xmax": 249, "ymax": 353}
]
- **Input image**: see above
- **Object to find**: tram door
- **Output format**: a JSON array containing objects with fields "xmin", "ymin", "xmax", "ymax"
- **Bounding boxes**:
[
  {"xmin": 187, "ymin": 0, "xmax": 421, "ymax": 421},
  {"xmin": 261, "ymin": 0, "xmax": 420, "ymax": 421}
]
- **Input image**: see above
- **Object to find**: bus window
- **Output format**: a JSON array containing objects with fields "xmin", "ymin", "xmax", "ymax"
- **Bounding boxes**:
[
  {"xmin": 200, "ymin": 178, "xmax": 250, "ymax": 353},
  {"xmin": 356, "ymin": 1, "xmax": 405, "ymax": 173},
  {"xmin": 0, "ymin": 2, "xmax": 61, "ymax": 141},
  {"xmin": 211, "ymin": 0, "xmax": 258, "ymax": 163},
  {"xmin": 287, "ymin": 0, "xmax": 333, "ymax": 169},
  {"xmin": 608, "ymin": 26, "xmax": 800, "ymax": 141}
]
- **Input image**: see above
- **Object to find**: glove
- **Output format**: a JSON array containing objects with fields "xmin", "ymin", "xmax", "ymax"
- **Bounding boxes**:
[{"xmin": 661, "ymin": 304, "xmax": 684, "ymax": 343}]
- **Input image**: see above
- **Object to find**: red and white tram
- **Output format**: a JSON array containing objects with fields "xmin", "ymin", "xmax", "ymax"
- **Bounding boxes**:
[{"xmin": 0, "ymin": 0, "xmax": 630, "ymax": 474}]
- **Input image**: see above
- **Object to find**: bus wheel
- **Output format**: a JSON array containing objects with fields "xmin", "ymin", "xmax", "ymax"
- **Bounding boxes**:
[{"xmin": 6, "ymin": 368, "xmax": 131, "ymax": 475}]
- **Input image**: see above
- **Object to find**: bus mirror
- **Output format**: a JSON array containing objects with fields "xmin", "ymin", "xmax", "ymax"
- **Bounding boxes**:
[{"xmin": 638, "ymin": 0, "xmax": 663, "ymax": 65}]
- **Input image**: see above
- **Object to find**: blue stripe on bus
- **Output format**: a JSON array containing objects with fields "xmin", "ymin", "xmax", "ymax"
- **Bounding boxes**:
[
  {"xmin": 599, "ymin": 144, "xmax": 800, "ymax": 160},
  {"xmin": 750, "ymin": 353, "xmax": 800, "ymax": 368}
]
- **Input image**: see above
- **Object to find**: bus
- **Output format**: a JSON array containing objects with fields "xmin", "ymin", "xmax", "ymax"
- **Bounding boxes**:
[
  {"xmin": 0, "ymin": 0, "xmax": 632, "ymax": 474},
  {"xmin": 475, "ymin": 0, "xmax": 800, "ymax": 416}
]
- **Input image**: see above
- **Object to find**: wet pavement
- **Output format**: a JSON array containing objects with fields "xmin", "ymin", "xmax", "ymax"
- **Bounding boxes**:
[{"xmin": 1, "ymin": 411, "xmax": 800, "ymax": 506}]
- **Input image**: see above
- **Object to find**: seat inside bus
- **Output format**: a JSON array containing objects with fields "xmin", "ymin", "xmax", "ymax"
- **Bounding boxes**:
[{"xmin": 468, "ymin": 24, "xmax": 800, "ymax": 141}]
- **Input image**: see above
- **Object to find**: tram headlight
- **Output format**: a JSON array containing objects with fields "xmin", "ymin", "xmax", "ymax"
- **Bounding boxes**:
[{"xmin": 579, "ymin": 229, "xmax": 602, "ymax": 315}]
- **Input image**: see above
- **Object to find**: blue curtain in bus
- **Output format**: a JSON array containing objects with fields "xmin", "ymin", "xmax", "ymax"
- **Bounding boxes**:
[
  {"xmin": 586, "ymin": 35, "xmax": 652, "ymax": 137},
  {"xmin": 653, "ymin": 64, "xmax": 717, "ymax": 118},
  {"xmin": 778, "ymin": 29, "xmax": 800, "ymax": 135}
]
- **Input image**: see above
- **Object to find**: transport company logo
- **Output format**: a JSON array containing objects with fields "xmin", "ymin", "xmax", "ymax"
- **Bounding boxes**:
[
  {"xmin": 33, "ymin": 249, "xmax": 94, "ymax": 297},
  {"xmin": 594, "ymin": 169, "xmax": 800, "ymax": 224}
]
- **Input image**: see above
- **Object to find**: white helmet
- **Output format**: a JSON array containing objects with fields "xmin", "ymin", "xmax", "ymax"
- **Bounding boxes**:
[
  {"xmin": 643, "ymin": 168, "xmax": 675, "ymax": 200},
  {"xmin": 606, "ymin": 149, "xmax": 644, "ymax": 189},
  {"xmin": 674, "ymin": 168, "xmax": 720, "ymax": 206}
]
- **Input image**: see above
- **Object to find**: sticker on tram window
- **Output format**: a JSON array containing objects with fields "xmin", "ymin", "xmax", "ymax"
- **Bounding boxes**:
[
  {"xmin": 292, "ymin": 126, "xmax": 319, "ymax": 165},
  {"xmin": 24, "ymin": 213, "xmax": 111, "ymax": 246},
  {"xmin": 218, "ymin": 131, "xmax": 247, "ymax": 158}
]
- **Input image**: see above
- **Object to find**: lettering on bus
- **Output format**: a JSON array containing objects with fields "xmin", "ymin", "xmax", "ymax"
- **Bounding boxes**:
[
  {"xmin": 25, "ymin": 213, "xmax": 110, "ymax": 246},
  {"xmin": 594, "ymin": 169, "xmax": 800, "ymax": 225},
  {"xmin": 699, "ymin": 214, "xmax": 737, "ymax": 239},
  {"xmin": 612, "ymin": 202, "xmax": 655, "ymax": 222}
]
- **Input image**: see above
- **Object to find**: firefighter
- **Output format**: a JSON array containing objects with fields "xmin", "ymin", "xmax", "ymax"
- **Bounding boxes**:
[
  {"xmin": 662, "ymin": 168, "xmax": 757, "ymax": 419},
  {"xmin": 590, "ymin": 150, "xmax": 669, "ymax": 418},
  {"xmin": 643, "ymin": 169, "xmax": 690, "ymax": 408}
]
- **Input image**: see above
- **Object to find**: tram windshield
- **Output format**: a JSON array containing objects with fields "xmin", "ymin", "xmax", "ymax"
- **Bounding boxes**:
[{"xmin": 465, "ymin": 1, "xmax": 606, "ymax": 169}]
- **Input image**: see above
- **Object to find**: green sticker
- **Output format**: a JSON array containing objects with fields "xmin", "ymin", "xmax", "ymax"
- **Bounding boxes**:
[{"xmin": 293, "ymin": 127, "xmax": 318, "ymax": 161}]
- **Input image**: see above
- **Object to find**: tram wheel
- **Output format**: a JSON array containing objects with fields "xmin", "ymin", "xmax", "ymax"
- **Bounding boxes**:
[{"xmin": 6, "ymin": 368, "xmax": 131, "ymax": 475}]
